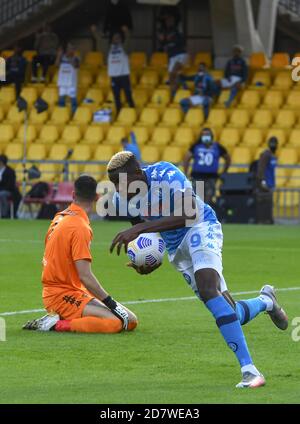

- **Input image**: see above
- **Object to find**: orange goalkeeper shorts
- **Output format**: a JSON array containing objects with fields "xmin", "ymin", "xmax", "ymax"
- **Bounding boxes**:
[{"xmin": 43, "ymin": 287, "xmax": 94, "ymax": 320}]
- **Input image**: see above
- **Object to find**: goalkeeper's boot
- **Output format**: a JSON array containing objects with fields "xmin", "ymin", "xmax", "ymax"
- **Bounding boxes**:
[
  {"xmin": 236, "ymin": 371, "xmax": 266, "ymax": 389},
  {"xmin": 22, "ymin": 313, "xmax": 59, "ymax": 331},
  {"xmin": 260, "ymin": 284, "xmax": 288, "ymax": 330}
]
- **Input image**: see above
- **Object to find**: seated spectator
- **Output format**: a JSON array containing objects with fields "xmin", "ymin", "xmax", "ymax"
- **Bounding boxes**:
[
  {"xmin": 91, "ymin": 26, "xmax": 134, "ymax": 114},
  {"xmin": 0, "ymin": 154, "xmax": 21, "ymax": 218},
  {"xmin": 179, "ymin": 63, "xmax": 217, "ymax": 119},
  {"xmin": 32, "ymin": 23, "xmax": 59, "ymax": 82},
  {"xmin": 56, "ymin": 43, "xmax": 80, "ymax": 114},
  {"xmin": 215, "ymin": 45, "xmax": 248, "ymax": 108},
  {"xmin": 158, "ymin": 13, "xmax": 188, "ymax": 97},
  {"xmin": 121, "ymin": 132, "xmax": 141, "ymax": 162},
  {"xmin": 103, "ymin": 0, "xmax": 133, "ymax": 39},
  {"xmin": 4, "ymin": 45, "xmax": 27, "ymax": 97}
]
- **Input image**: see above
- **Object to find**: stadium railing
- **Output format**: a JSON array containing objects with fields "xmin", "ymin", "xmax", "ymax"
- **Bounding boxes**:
[{"xmin": 0, "ymin": 0, "xmax": 50, "ymax": 27}]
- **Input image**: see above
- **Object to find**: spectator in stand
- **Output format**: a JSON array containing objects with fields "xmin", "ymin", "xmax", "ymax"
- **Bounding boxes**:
[
  {"xmin": 216, "ymin": 45, "xmax": 248, "ymax": 108},
  {"xmin": 91, "ymin": 25, "xmax": 135, "ymax": 114},
  {"xmin": 4, "ymin": 45, "xmax": 27, "ymax": 97},
  {"xmin": 0, "ymin": 154, "xmax": 21, "ymax": 218},
  {"xmin": 31, "ymin": 23, "xmax": 59, "ymax": 82},
  {"xmin": 121, "ymin": 132, "xmax": 141, "ymax": 162},
  {"xmin": 158, "ymin": 13, "xmax": 187, "ymax": 97},
  {"xmin": 183, "ymin": 128, "xmax": 231, "ymax": 206},
  {"xmin": 179, "ymin": 63, "xmax": 217, "ymax": 119},
  {"xmin": 56, "ymin": 43, "xmax": 80, "ymax": 114},
  {"xmin": 103, "ymin": 0, "xmax": 133, "ymax": 39}
]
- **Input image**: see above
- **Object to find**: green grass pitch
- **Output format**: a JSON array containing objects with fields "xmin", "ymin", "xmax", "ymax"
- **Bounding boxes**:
[{"xmin": 0, "ymin": 220, "xmax": 300, "ymax": 404}]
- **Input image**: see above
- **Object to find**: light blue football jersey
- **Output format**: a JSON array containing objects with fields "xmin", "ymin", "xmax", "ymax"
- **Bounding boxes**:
[{"xmin": 115, "ymin": 161, "xmax": 219, "ymax": 254}]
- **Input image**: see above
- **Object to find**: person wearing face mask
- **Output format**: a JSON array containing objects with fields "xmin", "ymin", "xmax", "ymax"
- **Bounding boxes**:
[
  {"xmin": 183, "ymin": 128, "xmax": 231, "ymax": 205},
  {"xmin": 91, "ymin": 26, "xmax": 134, "ymax": 114},
  {"xmin": 216, "ymin": 45, "xmax": 248, "ymax": 108},
  {"xmin": 179, "ymin": 63, "xmax": 217, "ymax": 119}
]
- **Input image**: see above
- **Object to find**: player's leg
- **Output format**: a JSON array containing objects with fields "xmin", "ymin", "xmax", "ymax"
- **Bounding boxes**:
[{"xmin": 179, "ymin": 97, "xmax": 192, "ymax": 113}]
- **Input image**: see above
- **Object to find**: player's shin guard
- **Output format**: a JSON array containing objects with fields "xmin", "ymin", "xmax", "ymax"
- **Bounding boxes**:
[
  {"xmin": 205, "ymin": 296, "xmax": 253, "ymax": 367},
  {"xmin": 55, "ymin": 317, "xmax": 123, "ymax": 333},
  {"xmin": 236, "ymin": 298, "xmax": 267, "ymax": 325}
]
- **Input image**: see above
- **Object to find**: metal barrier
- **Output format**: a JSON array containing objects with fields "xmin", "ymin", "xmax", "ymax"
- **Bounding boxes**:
[
  {"xmin": 274, "ymin": 188, "xmax": 300, "ymax": 221},
  {"xmin": 0, "ymin": 0, "xmax": 50, "ymax": 27}
]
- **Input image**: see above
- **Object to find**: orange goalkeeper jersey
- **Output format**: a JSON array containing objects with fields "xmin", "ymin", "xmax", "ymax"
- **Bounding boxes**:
[{"xmin": 42, "ymin": 203, "xmax": 93, "ymax": 293}]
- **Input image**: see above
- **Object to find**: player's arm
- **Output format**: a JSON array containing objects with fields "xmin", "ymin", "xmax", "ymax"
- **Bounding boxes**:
[{"xmin": 75, "ymin": 260, "xmax": 129, "ymax": 329}]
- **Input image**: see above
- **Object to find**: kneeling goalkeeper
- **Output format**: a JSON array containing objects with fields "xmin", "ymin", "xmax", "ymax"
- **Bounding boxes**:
[{"xmin": 23, "ymin": 175, "xmax": 138, "ymax": 334}]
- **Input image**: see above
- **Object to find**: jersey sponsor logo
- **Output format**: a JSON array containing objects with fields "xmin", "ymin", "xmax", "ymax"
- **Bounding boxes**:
[{"xmin": 228, "ymin": 342, "xmax": 238, "ymax": 352}]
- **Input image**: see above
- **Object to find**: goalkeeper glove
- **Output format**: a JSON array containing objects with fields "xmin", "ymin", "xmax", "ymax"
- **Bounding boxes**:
[{"xmin": 103, "ymin": 296, "xmax": 129, "ymax": 330}]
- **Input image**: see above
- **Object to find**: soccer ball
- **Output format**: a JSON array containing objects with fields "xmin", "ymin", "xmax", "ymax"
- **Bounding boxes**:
[{"xmin": 127, "ymin": 233, "xmax": 166, "ymax": 268}]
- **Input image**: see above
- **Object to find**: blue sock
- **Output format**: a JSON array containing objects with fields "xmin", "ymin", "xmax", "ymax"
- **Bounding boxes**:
[
  {"xmin": 236, "ymin": 298, "xmax": 267, "ymax": 325},
  {"xmin": 205, "ymin": 296, "xmax": 253, "ymax": 367}
]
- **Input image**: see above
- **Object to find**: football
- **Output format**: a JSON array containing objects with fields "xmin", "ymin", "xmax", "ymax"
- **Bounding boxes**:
[{"xmin": 127, "ymin": 233, "xmax": 166, "ymax": 268}]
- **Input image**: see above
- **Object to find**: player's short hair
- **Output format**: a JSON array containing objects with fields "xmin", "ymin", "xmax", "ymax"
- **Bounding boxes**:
[
  {"xmin": 107, "ymin": 151, "xmax": 139, "ymax": 174},
  {"xmin": 0, "ymin": 154, "xmax": 8, "ymax": 165},
  {"xmin": 74, "ymin": 175, "xmax": 97, "ymax": 201}
]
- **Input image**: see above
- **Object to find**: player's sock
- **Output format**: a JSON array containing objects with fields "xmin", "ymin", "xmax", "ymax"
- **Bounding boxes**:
[
  {"xmin": 236, "ymin": 296, "xmax": 271, "ymax": 325},
  {"xmin": 205, "ymin": 295, "xmax": 253, "ymax": 367},
  {"xmin": 54, "ymin": 317, "xmax": 123, "ymax": 333}
]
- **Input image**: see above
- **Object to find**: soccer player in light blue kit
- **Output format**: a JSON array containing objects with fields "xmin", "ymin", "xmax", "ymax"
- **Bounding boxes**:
[{"xmin": 107, "ymin": 151, "xmax": 288, "ymax": 388}]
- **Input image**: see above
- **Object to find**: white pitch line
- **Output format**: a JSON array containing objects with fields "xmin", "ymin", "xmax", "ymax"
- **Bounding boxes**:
[{"xmin": 1, "ymin": 286, "xmax": 299, "ymax": 317}]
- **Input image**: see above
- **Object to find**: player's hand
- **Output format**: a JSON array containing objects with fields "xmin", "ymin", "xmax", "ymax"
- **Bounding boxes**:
[
  {"xmin": 126, "ymin": 262, "xmax": 162, "ymax": 275},
  {"xmin": 110, "ymin": 227, "xmax": 141, "ymax": 255},
  {"xmin": 103, "ymin": 296, "xmax": 129, "ymax": 330}
]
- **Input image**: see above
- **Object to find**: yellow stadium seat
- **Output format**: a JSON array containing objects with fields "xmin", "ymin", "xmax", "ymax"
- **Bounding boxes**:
[
  {"xmin": 226, "ymin": 110, "xmax": 250, "ymax": 128},
  {"xmin": 287, "ymin": 169, "xmax": 300, "ymax": 188},
  {"xmin": 84, "ymin": 51, "xmax": 104, "ymax": 68},
  {"xmin": 275, "ymin": 168, "xmax": 288, "ymax": 188},
  {"xmin": 16, "ymin": 125, "xmax": 37, "ymax": 144},
  {"xmin": 70, "ymin": 106, "xmax": 92, "ymax": 128},
  {"xmin": 261, "ymin": 91, "xmax": 284, "ymax": 109},
  {"xmin": 68, "ymin": 164, "xmax": 81, "ymax": 180},
  {"xmin": 141, "ymin": 146, "xmax": 160, "ymax": 163},
  {"xmin": 271, "ymin": 71, "xmax": 293, "ymax": 90},
  {"xmin": 48, "ymin": 106, "xmax": 71, "ymax": 126},
  {"xmin": 0, "ymin": 86, "xmax": 16, "ymax": 105},
  {"xmin": 39, "ymin": 164, "xmax": 59, "ymax": 182},
  {"xmin": 173, "ymin": 127, "xmax": 194, "ymax": 148},
  {"xmin": 265, "ymin": 129, "xmax": 287, "ymax": 147},
  {"xmin": 139, "ymin": 70, "xmax": 159, "ymax": 88},
  {"xmin": 116, "ymin": 108, "xmax": 137, "ymax": 126},
  {"xmin": 48, "ymin": 144, "xmax": 69, "ymax": 160},
  {"xmin": 1, "ymin": 50, "xmax": 13, "ymax": 59},
  {"xmin": 5, "ymin": 105, "xmax": 25, "ymax": 125},
  {"xmin": 0, "ymin": 106, "xmax": 4, "ymax": 121},
  {"xmin": 5, "ymin": 143, "xmax": 23, "ymax": 160},
  {"xmin": 161, "ymin": 146, "xmax": 183, "ymax": 163},
  {"xmin": 130, "ymin": 126, "xmax": 149, "ymax": 145},
  {"xmin": 160, "ymin": 108, "xmax": 182, "ymax": 127},
  {"xmin": 250, "ymin": 110, "xmax": 273, "ymax": 128},
  {"xmin": 206, "ymin": 109, "xmax": 227, "ymax": 128},
  {"xmin": 238, "ymin": 90, "xmax": 260, "ymax": 109},
  {"xmin": 83, "ymin": 87, "xmax": 104, "ymax": 105},
  {"xmin": 181, "ymin": 109, "xmax": 204, "ymax": 129},
  {"xmin": 37, "ymin": 125, "xmax": 59, "ymax": 145},
  {"xmin": 278, "ymin": 148, "xmax": 298, "ymax": 165},
  {"xmin": 72, "ymin": 145, "xmax": 91, "ymax": 161},
  {"xmin": 27, "ymin": 144, "xmax": 46, "ymax": 160},
  {"xmin": 105, "ymin": 126, "xmax": 127, "ymax": 145},
  {"xmin": 60, "ymin": 125, "xmax": 81, "ymax": 145},
  {"xmin": 249, "ymin": 52, "xmax": 268, "ymax": 69},
  {"xmin": 132, "ymin": 87, "xmax": 149, "ymax": 108},
  {"xmin": 271, "ymin": 53, "xmax": 290, "ymax": 69},
  {"xmin": 78, "ymin": 70, "xmax": 94, "ymax": 88},
  {"xmin": 82, "ymin": 126, "xmax": 104, "ymax": 145},
  {"xmin": 20, "ymin": 87, "xmax": 38, "ymax": 107},
  {"xmin": 23, "ymin": 50, "xmax": 37, "ymax": 62},
  {"xmin": 137, "ymin": 108, "xmax": 160, "ymax": 127},
  {"xmin": 94, "ymin": 70, "xmax": 111, "ymax": 93},
  {"xmin": 272, "ymin": 110, "xmax": 296, "ymax": 129},
  {"xmin": 231, "ymin": 147, "xmax": 252, "ymax": 166},
  {"xmin": 219, "ymin": 128, "xmax": 240, "ymax": 149},
  {"xmin": 242, "ymin": 128, "xmax": 263, "ymax": 148},
  {"xmin": 82, "ymin": 164, "xmax": 104, "ymax": 181},
  {"xmin": 94, "ymin": 145, "xmax": 114, "ymax": 161},
  {"xmin": 287, "ymin": 129, "xmax": 300, "ymax": 149},
  {"xmin": 41, "ymin": 86, "xmax": 59, "ymax": 106},
  {"xmin": 150, "ymin": 88, "xmax": 170, "ymax": 106},
  {"xmin": 150, "ymin": 52, "xmax": 168, "ymax": 68},
  {"xmin": 130, "ymin": 52, "xmax": 147, "ymax": 71},
  {"xmin": 0, "ymin": 123, "xmax": 15, "ymax": 143},
  {"xmin": 250, "ymin": 71, "xmax": 271, "ymax": 88},
  {"xmin": 172, "ymin": 89, "xmax": 191, "ymax": 104},
  {"xmin": 29, "ymin": 109, "xmax": 48, "ymax": 126},
  {"xmin": 210, "ymin": 69, "xmax": 224, "ymax": 80},
  {"xmin": 194, "ymin": 52, "xmax": 212, "ymax": 68},
  {"xmin": 150, "ymin": 127, "xmax": 172, "ymax": 147},
  {"xmin": 284, "ymin": 91, "xmax": 300, "ymax": 110},
  {"xmin": 254, "ymin": 147, "xmax": 265, "ymax": 160}
]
